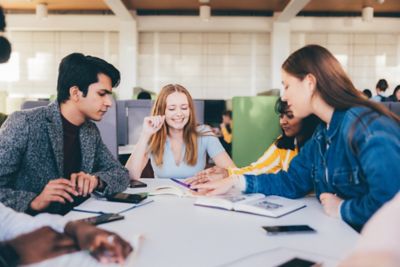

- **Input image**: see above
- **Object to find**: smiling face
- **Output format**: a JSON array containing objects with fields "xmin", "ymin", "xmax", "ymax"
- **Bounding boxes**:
[
  {"xmin": 281, "ymin": 69, "xmax": 315, "ymax": 119},
  {"xmin": 76, "ymin": 73, "xmax": 113, "ymax": 121},
  {"xmin": 279, "ymin": 109, "xmax": 302, "ymax": 137},
  {"xmin": 164, "ymin": 91, "xmax": 190, "ymax": 130}
]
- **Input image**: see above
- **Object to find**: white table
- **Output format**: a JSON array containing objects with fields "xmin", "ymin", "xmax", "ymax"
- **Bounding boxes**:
[{"xmin": 32, "ymin": 179, "xmax": 359, "ymax": 267}]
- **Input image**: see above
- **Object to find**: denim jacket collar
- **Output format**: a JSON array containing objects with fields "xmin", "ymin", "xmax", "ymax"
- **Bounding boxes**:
[{"xmin": 314, "ymin": 109, "xmax": 347, "ymax": 144}]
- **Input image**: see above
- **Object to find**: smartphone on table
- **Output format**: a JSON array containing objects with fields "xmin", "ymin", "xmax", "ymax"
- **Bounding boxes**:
[
  {"xmin": 106, "ymin": 192, "xmax": 147, "ymax": 204},
  {"xmin": 277, "ymin": 257, "xmax": 321, "ymax": 267},
  {"xmin": 77, "ymin": 213, "xmax": 124, "ymax": 226},
  {"xmin": 262, "ymin": 225, "xmax": 316, "ymax": 235},
  {"xmin": 129, "ymin": 180, "xmax": 147, "ymax": 188}
]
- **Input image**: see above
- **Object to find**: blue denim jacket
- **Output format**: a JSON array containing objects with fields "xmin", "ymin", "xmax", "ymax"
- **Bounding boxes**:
[{"xmin": 244, "ymin": 106, "xmax": 400, "ymax": 228}]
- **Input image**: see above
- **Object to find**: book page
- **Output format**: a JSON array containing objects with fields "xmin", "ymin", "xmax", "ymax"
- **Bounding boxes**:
[
  {"xmin": 150, "ymin": 185, "xmax": 195, "ymax": 197},
  {"xmin": 195, "ymin": 193, "xmax": 265, "ymax": 210},
  {"xmin": 235, "ymin": 196, "xmax": 306, "ymax": 218}
]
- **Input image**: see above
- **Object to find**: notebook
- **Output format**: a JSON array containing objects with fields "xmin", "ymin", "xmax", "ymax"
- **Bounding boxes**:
[
  {"xmin": 149, "ymin": 185, "xmax": 195, "ymax": 197},
  {"xmin": 194, "ymin": 194, "xmax": 306, "ymax": 218},
  {"xmin": 149, "ymin": 178, "xmax": 196, "ymax": 197}
]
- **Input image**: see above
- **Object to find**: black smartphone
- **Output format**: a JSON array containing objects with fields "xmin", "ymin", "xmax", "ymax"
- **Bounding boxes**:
[
  {"xmin": 276, "ymin": 257, "xmax": 321, "ymax": 267},
  {"xmin": 106, "ymin": 192, "xmax": 147, "ymax": 204},
  {"xmin": 129, "ymin": 180, "xmax": 147, "ymax": 188},
  {"xmin": 262, "ymin": 225, "xmax": 316, "ymax": 235},
  {"xmin": 77, "ymin": 213, "xmax": 124, "ymax": 226}
]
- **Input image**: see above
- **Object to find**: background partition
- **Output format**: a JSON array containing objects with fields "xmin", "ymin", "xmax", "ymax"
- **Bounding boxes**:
[
  {"xmin": 21, "ymin": 99, "xmax": 119, "ymax": 160},
  {"xmin": 94, "ymin": 98, "xmax": 118, "ymax": 159},
  {"xmin": 117, "ymin": 99, "xmax": 205, "ymax": 147},
  {"xmin": 232, "ymin": 96, "xmax": 280, "ymax": 167}
]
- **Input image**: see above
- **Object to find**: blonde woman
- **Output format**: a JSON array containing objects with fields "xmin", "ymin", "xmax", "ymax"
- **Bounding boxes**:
[{"xmin": 126, "ymin": 84, "xmax": 235, "ymax": 179}]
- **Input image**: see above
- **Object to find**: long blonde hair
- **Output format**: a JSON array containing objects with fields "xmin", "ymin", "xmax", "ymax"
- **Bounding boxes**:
[{"xmin": 149, "ymin": 84, "xmax": 199, "ymax": 166}]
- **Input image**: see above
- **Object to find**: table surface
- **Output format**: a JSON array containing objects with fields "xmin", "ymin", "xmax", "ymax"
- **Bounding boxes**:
[{"xmin": 31, "ymin": 178, "xmax": 359, "ymax": 267}]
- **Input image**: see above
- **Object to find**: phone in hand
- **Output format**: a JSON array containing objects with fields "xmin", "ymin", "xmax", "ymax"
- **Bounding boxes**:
[
  {"xmin": 106, "ymin": 192, "xmax": 147, "ymax": 204},
  {"xmin": 262, "ymin": 225, "xmax": 316, "ymax": 235},
  {"xmin": 129, "ymin": 180, "xmax": 147, "ymax": 188},
  {"xmin": 276, "ymin": 257, "xmax": 321, "ymax": 267},
  {"xmin": 77, "ymin": 213, "xmax": 124, "ymax": 226}
]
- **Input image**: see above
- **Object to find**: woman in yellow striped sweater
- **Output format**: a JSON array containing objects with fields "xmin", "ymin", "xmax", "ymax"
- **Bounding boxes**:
[
  {"xmin": 187, "ymin": 98, "xmax": 320, "ymax": 182},
  {"xmin": 229, "ymin": 98, "xmax": 319, "ymax": 175}
]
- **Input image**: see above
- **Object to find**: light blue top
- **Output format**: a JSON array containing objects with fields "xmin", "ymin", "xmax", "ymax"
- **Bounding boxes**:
[
  {"xmin": 150, "ymin": 125, "xmax": 225, "ymax": 179},
  {"xmin": 371, "ymin": 94, "xmax": 385, "ymax": 102}
]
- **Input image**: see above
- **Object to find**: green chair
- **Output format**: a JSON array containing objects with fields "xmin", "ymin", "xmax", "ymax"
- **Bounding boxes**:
[{"xmin": 232, "ymin": 96, "xmax": 280, "ymax": 167}]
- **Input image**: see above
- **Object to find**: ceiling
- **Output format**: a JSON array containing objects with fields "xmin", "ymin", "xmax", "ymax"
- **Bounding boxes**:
[{"xmin": 0, "ymin": 0, "xmax": 399, "ymax": 16}]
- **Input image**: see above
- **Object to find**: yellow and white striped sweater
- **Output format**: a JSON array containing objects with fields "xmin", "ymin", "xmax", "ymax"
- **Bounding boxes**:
[{"xmin": 229, "ymin": 140, "xmax": 298, "ymax": 175}]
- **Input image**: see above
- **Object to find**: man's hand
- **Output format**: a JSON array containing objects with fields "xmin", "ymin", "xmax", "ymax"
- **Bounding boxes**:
[
  {"xmin": 320, "ymin": 193, "xmax": 343, "ymax": 218},
  {"xmin": 65, "ymin": 221, "xmax": 132, "ymax": 264},
  {"xmin": 8, "ymin": 227, "xmax": 77, "ymax": 265},
  {"xmin": 185, "ymin": 166, "xmax": 229, "ymax": 187},
  {"xmin": 30, "ymin": 179, "xmax": 79, "ymax": 211},
  {"xmin": 70, "ymin": 172, "xmax": 99, "ymax": 197}
]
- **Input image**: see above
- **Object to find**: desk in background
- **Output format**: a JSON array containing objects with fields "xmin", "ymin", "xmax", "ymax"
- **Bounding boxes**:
[{"xmin": 32, "ymin": 179, "xmax": 359, "ymax": 267}]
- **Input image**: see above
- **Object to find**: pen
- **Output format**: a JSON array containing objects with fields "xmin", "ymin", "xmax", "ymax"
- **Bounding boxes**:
[
  {"xmin": 118, "ymin": 199, "xmax": 154, "ymax": 214},
  {"xmin": 71, "ymin": 208, "xmax": 105, "ymax": 215},
  {"xmin": 170, "ymin": 178, "xmax": 198, "ymax": 192}
]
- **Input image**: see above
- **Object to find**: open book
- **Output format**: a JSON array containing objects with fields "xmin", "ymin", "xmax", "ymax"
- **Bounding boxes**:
[
  {"xmin": 149, "ymin": 185, "xmax": 195, "ymax": 197},
  {"xmin": 195, "ymin": 194, "xmax": 306, "ymax": 218},
  {"xmin": 149, "ymin": 178, "xmax": 197, "ymax": 197}
]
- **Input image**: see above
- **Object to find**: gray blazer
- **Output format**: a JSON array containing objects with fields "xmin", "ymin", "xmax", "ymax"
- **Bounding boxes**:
[{"xmin": 0, "ymin": 102, "xmax": 129, "ymax": 212}]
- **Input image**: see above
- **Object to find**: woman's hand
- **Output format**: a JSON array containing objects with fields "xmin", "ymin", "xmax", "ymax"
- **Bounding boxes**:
[
  {"xmin": 185, "ymin": 166, "xmax": 229, "ymax": 186},
  {"xmin": 142, "ymin": 115, "xmax": 165, "ymax": 137},
  {"xmin": 320, "ymin": 193, "xmax": 343, "ymax": 218},
  {"xmin": 190, "ymin": 177, "xmax": 235, "ymax": 196}
]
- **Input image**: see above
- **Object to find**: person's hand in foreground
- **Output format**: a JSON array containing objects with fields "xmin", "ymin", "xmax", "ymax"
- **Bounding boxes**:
[{"xmin": 65, "ymin": 221, "xmax": 133, "ymax": 264}]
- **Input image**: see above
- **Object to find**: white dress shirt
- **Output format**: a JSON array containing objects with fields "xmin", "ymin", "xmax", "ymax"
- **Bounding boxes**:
[{"xmin": 0, "ymin": 203, "xmax": 68, "ymax": 242}]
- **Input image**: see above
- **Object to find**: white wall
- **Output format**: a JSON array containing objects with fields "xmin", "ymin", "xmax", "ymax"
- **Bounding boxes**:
[
  {"xmin": 2, "ymin": 14, "xmax": 400, "ymax": 112},
  {"xmin": 137, "ymin": 32, "xmax": 270, "ymax": 99},
  {"xmin": 291, "ymin": 32, "xmax": 400, "ymax": 93},
  {"xmin": 0, "ymin": 30, "xmax": 118, "ymax": 112}
]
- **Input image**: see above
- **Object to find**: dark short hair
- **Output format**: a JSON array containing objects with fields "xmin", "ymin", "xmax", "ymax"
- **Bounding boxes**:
[
  {"xmin": 274, "ymin": 98, "xmax": 320, "ymax": 151},
  {"xmin": 137, "ymin": 91, "xmax": 151, "ymax": 99},
  {"xmin": 363, "ymin": 89, "xmax": 372, "ymax": 98},
  {"xmin": 56, "ymin": 53, "xmax": 120, "ymax": 103},
  {"xmin": 0, "ymin": 6, "xmax": 6, "ymax": 31},
  {"xmin": 0, "ymin": 36, "xmax": 11, "ymax": 63},
  {"xmin": 222, "ymin": 110, "xmax": 232, "ymax": 118},
  {"xmin": 376, "ymin": 79, "xmax": 388, "ymax": 91}
]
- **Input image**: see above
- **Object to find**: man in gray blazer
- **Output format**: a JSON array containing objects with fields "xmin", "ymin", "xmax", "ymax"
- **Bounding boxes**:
[{"xmin": 0, "ymin": 53, "xmax": 129, "ymax": 214}]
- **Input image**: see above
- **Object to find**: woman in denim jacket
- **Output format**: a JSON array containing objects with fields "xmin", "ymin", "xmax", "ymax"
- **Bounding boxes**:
[{"xmin": 190, "ymin": 45, "xmax": 400, "ymax": 230}]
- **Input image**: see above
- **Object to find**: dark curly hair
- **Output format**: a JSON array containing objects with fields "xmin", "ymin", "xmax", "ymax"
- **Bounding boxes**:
[{"xmin": 274, "ymin": 98, "xmax": 320, "ymax": 151}]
